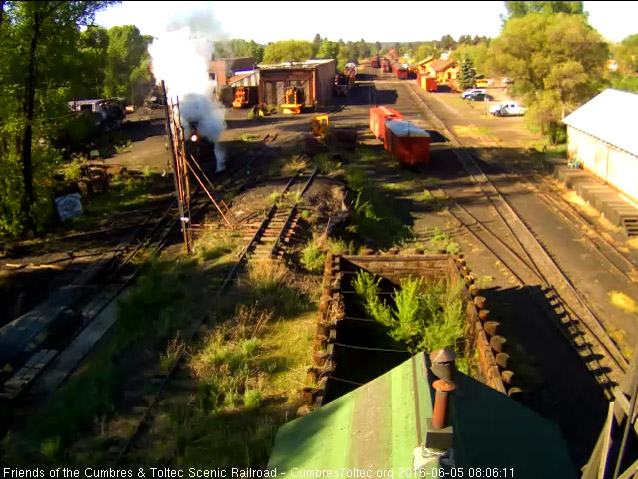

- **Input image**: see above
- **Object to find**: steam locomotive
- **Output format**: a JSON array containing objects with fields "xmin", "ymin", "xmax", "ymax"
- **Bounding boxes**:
[{"xmin": 184, "ymin": 121, "xmax": 217, "ymax": 177}]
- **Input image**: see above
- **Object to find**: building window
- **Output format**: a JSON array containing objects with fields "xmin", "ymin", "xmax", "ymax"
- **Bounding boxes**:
[{"xmin": 209, "ymin": 73, "xmax": 216, "ymax": 81}]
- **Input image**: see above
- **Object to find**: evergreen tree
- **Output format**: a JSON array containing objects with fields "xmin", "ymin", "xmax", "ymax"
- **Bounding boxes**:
[{"xmin": 458, "ymin": 55, "xmax": 475, "ymax": 90}]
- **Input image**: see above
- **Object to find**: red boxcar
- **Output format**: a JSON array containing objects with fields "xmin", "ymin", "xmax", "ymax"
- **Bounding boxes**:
[
  {"xmin": 383, "ymin": 120, "xmax": 431, "ymax": 167},
  {"xmin": 369, "ymin": 107, "xmax": 403, "ymax": 140}
]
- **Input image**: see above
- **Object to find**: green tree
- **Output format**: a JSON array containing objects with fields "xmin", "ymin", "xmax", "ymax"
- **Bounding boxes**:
[
  {"xmin": 374, "ymin": 41, "xmax": 382, "ymax": 53},
  {"xmin": 74, "ymin": 26, "xmax": 109, "ymax": 99},
  {"xmin": 0, "ymin": 1, "xmax": 114, "ymax": 236},
  {"xmin": 452, "ymin": 42, "xmax": 489, "ymax": 75},
  {"xmin": 458, "ymin": 55, "xmax": 475, "ymax": 90},
  {"xmin": 262, "ymin": 40, "xmax": 314, "ymax": 63},
  {"xmin": 502, "ymin": 1, "xmax": 584, "ymax": 21},
  {"xmin": 104, "ymin": 25, "xmax": 151, "ymax": 101},
  {"xmin": 317, "ymin": 40, "xmax": 339, "ymax": 59},
  {"xmin": 487, "ymin": 12, "xmax": 607, "ymax": 138},
  {"xmin": 614, "ymin": 34, "xmax": 638, "ymax": 74}
]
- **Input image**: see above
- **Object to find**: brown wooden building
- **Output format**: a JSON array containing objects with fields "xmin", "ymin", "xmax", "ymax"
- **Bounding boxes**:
[{"xmin": 258, "ymin": 59, "xmax": 336, "ymax": 107}]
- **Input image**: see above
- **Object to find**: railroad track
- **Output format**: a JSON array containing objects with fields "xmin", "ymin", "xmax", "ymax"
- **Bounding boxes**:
[
  {"xmin": 109, "ymin": 167, "xmax": 318, "ymax": 466},
  {"xmin": 404, "ymin": 83, "xmax": 630, "ymax": 389},
  {"xmin": 0, "ymin": 133, "xmax": 282, "ymax": 403},
  {"xmin": 452, "ymin": 150, "xmax": 627, "ymax": 384}
]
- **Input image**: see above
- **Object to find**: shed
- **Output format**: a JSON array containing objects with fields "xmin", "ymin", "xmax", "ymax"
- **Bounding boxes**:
[
  {"xmin": 257, "ymin": 58, "xmax": 336, "ymax": 107},
  {"xmin": 267, "ymin": 352, "xmax": 577, "ymax": 478},
  {"xmin": 562, "ymin": 89, "xmax": 638, "ymax": 203},
  {"xmin": 228, "ymin": 70, "xmax": 260, "ymax": 108}
]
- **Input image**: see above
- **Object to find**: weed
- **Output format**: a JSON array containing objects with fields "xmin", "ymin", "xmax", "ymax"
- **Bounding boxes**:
[
  {"xmin": 313, "ymin": 153, "xmax": 341, "ymax": 173},
  {"xmin": 282, "ymin": 156, "xmax": 308, "ymax": 175},
  {"xmin": 243, "ymin": 389, "xmax": 263, "ymax": 410},
  {"xmin": 428, "ymin": 227, "xmax": 460, "ymax": 254},
  {"xmin": 63, "ymin": 159, "xmax": 85, "ymax": 181},
  {"xmin": 301, "ymin": 241, "xmax": 326, "ymax": 274},
  {"xmin": 267, "ymin": 192, "xmax": 280, "ymax": 206},
  {"xmin": 115, "ymin": 140, "xmax": 133, "ymax": 154},
  {"xmin": 240, "ymin": 133, "xmax": 260, "ymax": 142},
  {"xmin": 143, "ymin": 166, "xmax": 154, "ymax": 178},
  {"xmin": 245, "ymin": 259, "xmax": 308, "ymax": 316},
  {"xmin": 160, "ymin": 337, "xmax": 185, "ymax": 373}
]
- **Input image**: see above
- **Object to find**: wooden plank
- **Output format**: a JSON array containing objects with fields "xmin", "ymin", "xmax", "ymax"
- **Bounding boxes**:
[
  {"xmin": 613, "ymin": 387, "xmax": 638, "ymax": 437},
  {"xmin": 617, "ymin": 457, "xmax": 638, "ymax": 479},
  {"xmin": 0, "ymin": 349, "xmax": 58, "ymax": 400},
  {"xmin": 598, "ymin": 401, "xmax": 616, "ymax": 479}
]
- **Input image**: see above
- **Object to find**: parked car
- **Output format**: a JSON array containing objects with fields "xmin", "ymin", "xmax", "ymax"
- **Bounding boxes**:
[
  {"xmin": 490, "ymin": 102, "xmax": 526, "ymax": 116},
  {"xmin": 466, "ymin": 91, "xmax": 493, "ymax": 102},
  {"xmin": 475, "ymin": 78, "xmax": 494, "ymax": 88},
  {"xmin": 461, "ymin": 88, "xmax": 486, "ymax": 99}
]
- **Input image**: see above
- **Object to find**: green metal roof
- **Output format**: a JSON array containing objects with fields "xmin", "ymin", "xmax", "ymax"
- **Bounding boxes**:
[{"xmin": 267, "ymin": 353, "xmax": 577, "ymax": 478}]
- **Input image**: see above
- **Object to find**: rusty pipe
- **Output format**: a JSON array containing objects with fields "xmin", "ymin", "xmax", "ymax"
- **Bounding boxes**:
[{"xmin": 432, "ymin": 379, "xmax": 456, "ymax": 430}]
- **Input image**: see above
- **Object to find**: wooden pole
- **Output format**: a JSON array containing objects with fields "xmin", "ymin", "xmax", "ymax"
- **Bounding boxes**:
[{"xmin": 161, "ymin": 81, "xmax": 191, "ymax": 254}]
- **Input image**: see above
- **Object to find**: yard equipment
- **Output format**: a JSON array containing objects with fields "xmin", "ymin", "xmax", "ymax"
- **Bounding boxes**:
[
  {"xmin": 232, "ymin": 87, "xmax": 249, "ymax": 109},
  {"xmin": 281, "ymin": 87, "xmax": 303, "ymax": 115},
  {"xmin": 312, "ymin": 115, "xmax": 329, "ymax": 136}
]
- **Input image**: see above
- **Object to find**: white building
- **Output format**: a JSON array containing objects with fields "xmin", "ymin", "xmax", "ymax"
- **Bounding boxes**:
[{"xmin": 562, "ymin": 89, "xmax": 638, "ymax": 204}]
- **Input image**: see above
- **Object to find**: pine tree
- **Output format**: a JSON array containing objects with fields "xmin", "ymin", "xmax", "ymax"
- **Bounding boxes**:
[{"xmin": 458, "ymin": 55, "xmax": 475, "ymax": 90}]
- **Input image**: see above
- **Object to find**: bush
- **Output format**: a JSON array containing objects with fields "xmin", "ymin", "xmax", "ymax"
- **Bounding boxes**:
[
  {"xmin": 301, "ymin": 241, "xmax": 326, "ymax": 274},
  {"xmin": 243, "ymin": 389, "xmax": 263, "ymax": 410},
  {"xmin": 353, "ymin": 271, "xmax": 466, "ymax": 355}
]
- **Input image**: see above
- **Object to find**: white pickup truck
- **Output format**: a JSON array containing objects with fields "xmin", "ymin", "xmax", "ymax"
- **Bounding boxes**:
[{"xmin": 490, "ymin": 102, "xmax": 526, "ymax": 116}]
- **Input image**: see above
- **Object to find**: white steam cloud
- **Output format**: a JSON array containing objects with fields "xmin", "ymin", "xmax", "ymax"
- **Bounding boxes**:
[{"xmin": 149, "ymin": 21, "xmax": 227, "ymax": 171}]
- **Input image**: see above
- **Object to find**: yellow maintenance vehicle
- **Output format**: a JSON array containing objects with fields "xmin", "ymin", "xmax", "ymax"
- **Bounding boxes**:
[
  {"xmin": 232, "ymin": 87, "xmax": 249, "ymax": 109},
  {"xmin": 281, "ymin": 87, "xmax": 303, "ymax": 115},
  {"xmin": 312, "ymin": 114, "xmax": 329, "ymax": 136}
]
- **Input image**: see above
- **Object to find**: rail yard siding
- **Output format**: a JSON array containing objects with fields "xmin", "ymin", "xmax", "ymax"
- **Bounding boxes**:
[{"xmin": 567, "ymin": 126, "xmax": 638, "ymax": 204}]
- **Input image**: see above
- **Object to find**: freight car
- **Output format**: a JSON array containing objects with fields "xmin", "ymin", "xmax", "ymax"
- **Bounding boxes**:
[
  {"xmin": 384, "ymin": 121, "xmax": 430, "ymax": 167},
  {"xmin": 371, "ymin": 55, "xmax": 380, "ymax": 69},
  {"xmin": 369, "ymin": 106, "xmax": 403, "ymax": 141},
  {"xmin": 390, "ymin": 61, "xmax": 408, "ymax": 80},
  {"xmin": 369, "ymin": 108, "xmax": 431, "ymax": 168}
]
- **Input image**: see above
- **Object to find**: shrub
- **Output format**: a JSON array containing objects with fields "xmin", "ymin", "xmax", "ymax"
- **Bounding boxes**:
[
  {"xmin": 301, "ymin": 241, "xmax": 326, "ymax": 274},
  {"xmin": 243, "ymin": 389, "xmax": 263, "ymax": 410},
  {"xmin": 353, "ymin": 271, "xmax": 466, "ymax": 355}
]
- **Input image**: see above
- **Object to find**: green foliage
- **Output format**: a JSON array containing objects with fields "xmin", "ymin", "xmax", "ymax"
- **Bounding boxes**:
[
  {"xmin": 0, "ymin": 1, "xmax": 116, "ymax": 236},
  {"xmin": 104, "ymin": 25, "xmax": 153, "ymax": 103},
  {"xmin": 317, "ymin": 40, "xmax": 339, "ymax": 59},
  {"xmin": 243, "ymin": 389, "xmax": 263, "ymax": 410},
  {"xmin": 353, "ymin": 271, "xmax": 466, "ymax": 355},
  {"xmin": 262, "ymin": 40, "xmax": 315, "ymax": 63},
  {"xmin": 614, "ymin": 34, "xmax": 638, "ymax": 74},
  {"xmin": 301, "ymin": 241, "xmax": 326, "ymax": 274},
  {"xmin": 609, "ymin": 72, "xmax": 638, "ymax": 94},
  {"xmin": 487, "ymin": 12, "xmax": 608, "ymax": 138},
  {"xmin": 215, "ymin": 39, "xmax": 264, "ymax": 63},
  {"xmin": 458, "ymin": 55, "xmax": 475, "ymax": 90},
  {"xmin": 503, "ymin": 1, "xmax": 584, "ymax": 21}
]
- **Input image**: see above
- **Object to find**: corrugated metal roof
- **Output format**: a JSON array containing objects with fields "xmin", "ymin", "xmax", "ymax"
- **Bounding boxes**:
[
  {"xmin": 386, "ymin": 121, "xmax": 430, "ymax": 137},
  {"xmin": 228, "ymin": 70, "xmax": 259, "ymax": 87},
  {"xmin": 258, "ymin": 58, "xmax": 335, "ymax": 70},
  {"xmin": 267, "ymin": 352, "xmax": 577, "ymax": 478},
  {"xmin": 562, "ymin": 89, "xmax": 638, "ymax": 157}
]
